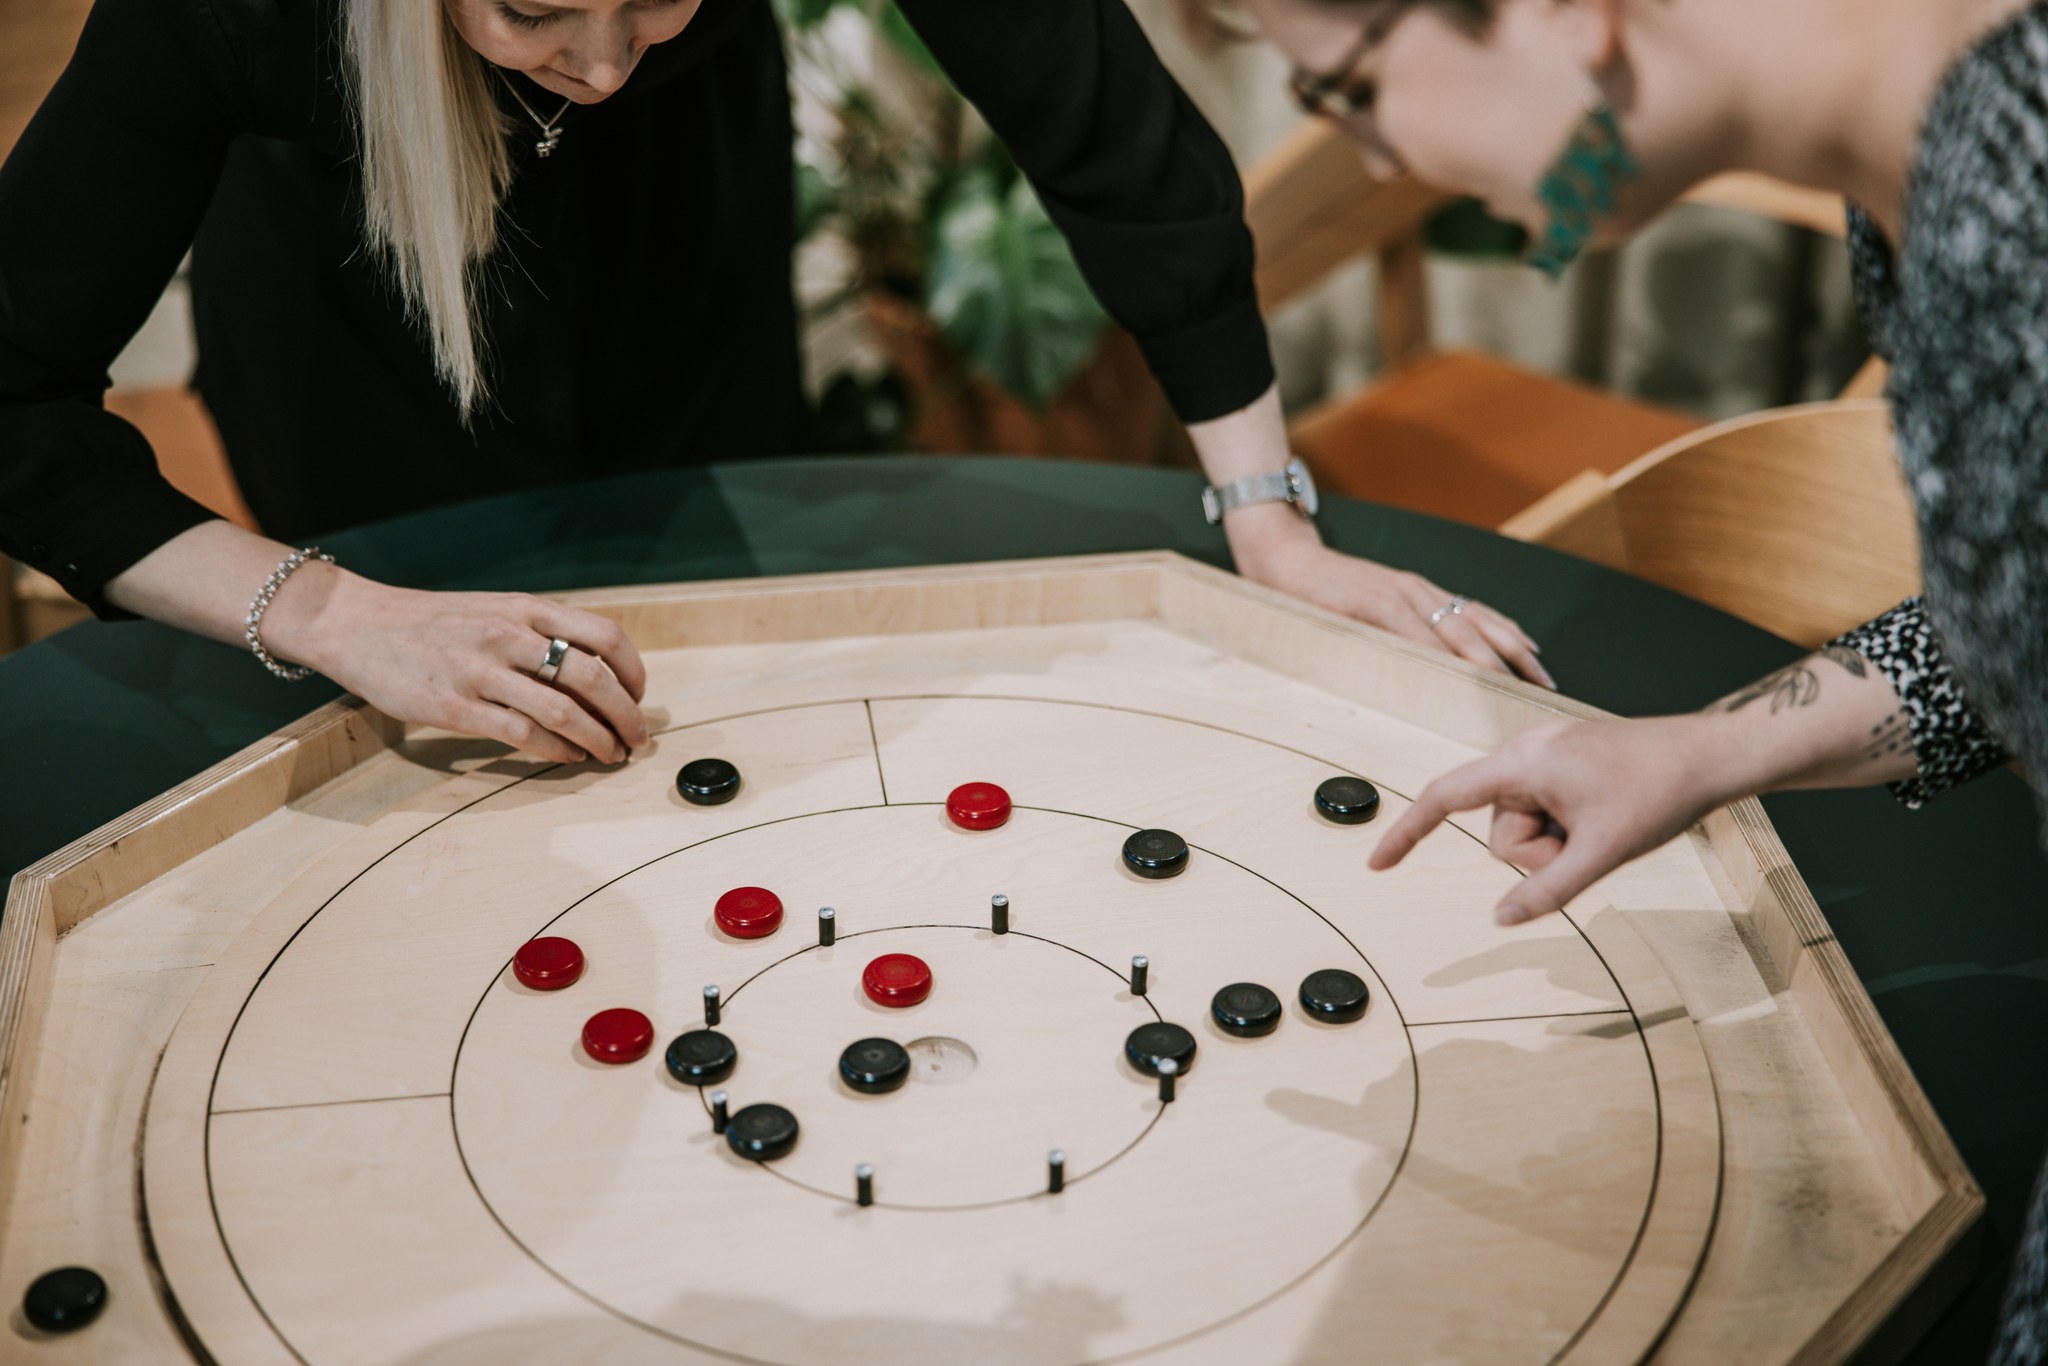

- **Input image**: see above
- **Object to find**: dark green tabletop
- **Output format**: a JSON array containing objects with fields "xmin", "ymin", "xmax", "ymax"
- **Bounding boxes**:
[{"xmin": 3, "ymin": 455, "xmax": 2042, "ymax": 1362}]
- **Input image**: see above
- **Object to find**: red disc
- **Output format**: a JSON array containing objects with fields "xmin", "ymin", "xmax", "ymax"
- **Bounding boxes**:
[
  {"xmin": 581, "ymin": 1008, "xmax": 654, "ymax": 1064},
  {"xmin": 714, "ymin": 886, "xmax": 784, "ymax": 939},
  {"xmin": 946, "ymin": 781, "xmax": 1012, "ymax": 831},
  {"xmin": 512, "ymin": 936, "xmax": 585, "ymax": 990},
  {"xmin": 862, "ymin": 953, "xmax": 933, "ymax": 1007}
]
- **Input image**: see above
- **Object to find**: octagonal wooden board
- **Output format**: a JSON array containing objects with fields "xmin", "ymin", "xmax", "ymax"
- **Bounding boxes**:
[{"xmin": 0, "ymin": 552, "xmax": 1980, "ymax": 1364}]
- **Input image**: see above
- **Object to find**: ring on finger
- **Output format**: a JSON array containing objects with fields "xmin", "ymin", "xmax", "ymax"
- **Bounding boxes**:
[
  {"xmin": 1428, "ymin": 595, "xmax": 1471, "ymax": 626},
  {"xmin": 534, "ymin": 636, "xmax": 571, "ymax": 684}
]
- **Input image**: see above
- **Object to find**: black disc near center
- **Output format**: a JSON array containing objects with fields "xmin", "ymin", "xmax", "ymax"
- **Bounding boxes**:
[
  {"xmin": 725, "ymin": 1103, "xmax": 800, "ymax": 1161},
  {"xmin": 1300, "ymin": 968, "xmax": 1372, "ymax": 1023},
  {"xmin": 1122, "ymin": 828, "xmax": 1190, "ymax": 879},
  {"xmin": 1211, "ymin": 982, "xmax": 1284, "ymax": 1037},
  {"xmin": 677, "ymin": 757, "xmax": 742, "ymax": 806},
  {"xmin": 665, "ymin": 1029, "xmax": 738, "ymax": 1086},
  {"xmin": 1314, "ymin": 776, "xmax": 1381, "ymax": 825},
  {"xmin": 1124, "ymin": 1021, "xmax": 1197, "ymax": 1076},
  {"xmin": 22, "ymin": 1267, "xmax": 107, "ymax": 1334},
  {"xmin": 839, "ymin": 1037, "xmax": 911, "ymax": 1094}
]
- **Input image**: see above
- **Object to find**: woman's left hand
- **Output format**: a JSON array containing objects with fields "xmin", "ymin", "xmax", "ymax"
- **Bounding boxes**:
[
  {"xmin": 1235, "ymin": 527, "xmax": 1555, "ymax": 688},
  {"xmin": 1368, "ymin": 715, "xmax": 1739, "ymax": 925}
]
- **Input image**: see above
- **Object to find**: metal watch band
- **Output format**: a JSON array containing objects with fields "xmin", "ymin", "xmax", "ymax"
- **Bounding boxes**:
[{"xmin": 1201, "ymin": 458, "xmax": 1320, "ymax": 525}]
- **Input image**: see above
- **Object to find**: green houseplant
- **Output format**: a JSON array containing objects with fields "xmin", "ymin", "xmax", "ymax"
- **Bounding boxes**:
[{"xmin": 782, "ymin": 0, "xmax": 1185, "ymax": 462}]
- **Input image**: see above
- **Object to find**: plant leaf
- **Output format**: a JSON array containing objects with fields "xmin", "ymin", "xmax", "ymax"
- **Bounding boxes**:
[{"xmin": 925, "ymin": 170, "xmax": 1108, "ymax": 409}]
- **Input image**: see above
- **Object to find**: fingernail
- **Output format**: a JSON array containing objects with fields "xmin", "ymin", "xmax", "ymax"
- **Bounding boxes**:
[
  {"xmin": 1496, "ymin": 903, "xmax": 1529, "ymax": 926},
  {"xmin": 1539, "ymin": 667, "xmax": 1559, "ymax": 690},
  {"xmin": 571, "ymin": 749, "xmax": 589, "ymax": 763}
]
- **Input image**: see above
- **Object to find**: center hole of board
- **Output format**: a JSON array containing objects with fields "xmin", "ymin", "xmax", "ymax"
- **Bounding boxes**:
[{"xmin": 905, "ymin": 1035, "xmax": 977, "ymax": 1084}]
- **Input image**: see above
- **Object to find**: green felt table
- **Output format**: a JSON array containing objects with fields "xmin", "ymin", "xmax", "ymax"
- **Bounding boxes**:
[{"xmin": 3, "ymin": 455, "xmax": 2042, "ymax": 1363}]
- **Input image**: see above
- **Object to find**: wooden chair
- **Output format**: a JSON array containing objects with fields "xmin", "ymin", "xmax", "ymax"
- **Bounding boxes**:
[
  {"xmin": 1243, "ymin": 119, "xmax": 1878, "ymax": 529},
  {"xmin": 1499, "ymin": 398, "xmax": 1919, "ymax": 647}
]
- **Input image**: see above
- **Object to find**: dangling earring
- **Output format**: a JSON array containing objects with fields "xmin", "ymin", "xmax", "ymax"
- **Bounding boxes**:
[{"xmin": 1525, "ymin": 89, "xmax": 1639, "ymax": 279}]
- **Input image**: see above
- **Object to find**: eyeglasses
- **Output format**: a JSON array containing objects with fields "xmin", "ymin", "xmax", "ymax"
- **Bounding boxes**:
[{"xmin": 1287, "ymin": 4, "xmax": 1409, "ymax": 121}]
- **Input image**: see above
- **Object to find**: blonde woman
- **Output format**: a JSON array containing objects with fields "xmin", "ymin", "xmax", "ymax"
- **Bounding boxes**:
[{"xmin": 0, "ymin": 0, "xmax": 1547, "ymax": 765}]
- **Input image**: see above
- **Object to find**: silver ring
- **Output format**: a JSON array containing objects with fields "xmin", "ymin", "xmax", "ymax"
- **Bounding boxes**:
[
  {"xmin": 535, "ymin": 637, "xmax": 570, "ymax": 684},
  {"xmin": 1428, "ymin": 595, "xmax": 1471, "ymax": 626}
]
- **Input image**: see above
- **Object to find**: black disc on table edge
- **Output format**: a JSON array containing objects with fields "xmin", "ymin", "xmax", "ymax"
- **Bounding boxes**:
[
  {"xmin": 1314, "ymin": 776, "xmax": 1381, "ymax": 825},
  {"xmin": 1300, "ymin": 968, "xmax": 1371, "ymax": 1022},
  {"xmin": 839, "ymin": 1037, "xmax": 911, "ymax": 1094},
  {"xmin": 22, "ymin": 1267, "xmax": 107, "ymax": 1334},
  {"xmin": 665, "ymin": 1029, "xmax": 738, "ymax": 1085},
  {"xmin": 677, "ymin": 757, "xmax": 741, "ymax": 805},
  {"xmin": 725, "ymin": 1103, "xmax": 800, "ymax": 1161},
  {"xmin": 1122, "ymin": 828, "xmax": 1189, "ymax": 879},
  {"xmin": 1124, "ymin": 1021, "xmax": 1197, "ymax": 1076},
  {"xmin": 1211, "ymin": 982, "xmax": 1284, "ymax": 1037}
]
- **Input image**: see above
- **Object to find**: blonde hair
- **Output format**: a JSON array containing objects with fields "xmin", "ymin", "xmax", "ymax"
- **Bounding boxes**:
[{"xmin": 344, "ymin": 1, "xmax": 511, "ymax": 415}]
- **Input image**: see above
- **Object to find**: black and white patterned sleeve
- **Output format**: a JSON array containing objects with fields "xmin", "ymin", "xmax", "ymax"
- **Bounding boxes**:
[{"xmin": 1830, "ymin": 597, "xmax": 2011, "ymax": 806}]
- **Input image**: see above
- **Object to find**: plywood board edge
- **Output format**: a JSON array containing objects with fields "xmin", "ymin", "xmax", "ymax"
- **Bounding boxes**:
[
  {"xmin": 1724, "ymin": 801, "xmax": 1981, "ymax": 1250},
  {"xmin": 1794, "ymin": 1191, "xmax": 1987, "ymax": 1366},
  {"xmin": 0, "ymin": 880, "xmax": 56, "ymax": 1256},
  {"xmin": 11, "ymin": 696, "xmax": 402, "ymax": 938}
]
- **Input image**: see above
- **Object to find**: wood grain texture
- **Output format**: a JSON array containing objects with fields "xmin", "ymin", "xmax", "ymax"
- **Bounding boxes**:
[
  {"xmin": 0, "ymin": 554, "xmax": 1978, "ymax": 1364},
  {"xmin": 1503, "ymin": 401, "xmax": 1921, "ymax": 648}
]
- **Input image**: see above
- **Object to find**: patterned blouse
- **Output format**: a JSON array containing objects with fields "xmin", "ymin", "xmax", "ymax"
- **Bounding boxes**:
[
  {"xmin": 1830, "ymin": 8, "xmax": 2048, "ymax": 1362},
  {"xmin": 1829, "ymin": 3, "xmax": 2048, "ymax": 831}
]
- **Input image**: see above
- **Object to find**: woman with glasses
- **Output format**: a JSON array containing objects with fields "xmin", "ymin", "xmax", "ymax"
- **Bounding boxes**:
[
  {"xmin": 1236, "ymin": 0, "xmax": 2046, "ymax": 1358},
  {"xmin": 0, "ymin": 0, "xmax": 1545, "ymax": 767}
]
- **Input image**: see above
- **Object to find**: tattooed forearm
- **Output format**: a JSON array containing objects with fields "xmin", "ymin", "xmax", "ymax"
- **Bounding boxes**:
[
  {"xmin": 1709, "ymin": 647, "xmax": 1871, "ymax": 715},
  {"xmin": 1865, "ymin": 709, "xmax": 1910, "ymax": 762}
]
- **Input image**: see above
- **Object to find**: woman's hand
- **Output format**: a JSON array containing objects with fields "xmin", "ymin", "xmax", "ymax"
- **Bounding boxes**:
[
  {"xmin": 272, "ymin": 571, "xmax": 650, "ymax": 765},
  {"xmin": 1233, "ymin": 516, "xmax": 1555, "ymax": 687},
  {"xmin": 1369, "ymin": 716, "xmax": 1740, "ymax": 925}
]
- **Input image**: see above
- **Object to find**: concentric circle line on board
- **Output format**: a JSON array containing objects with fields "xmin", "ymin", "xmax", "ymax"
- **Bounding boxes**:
[{"xmin": 179, "ymin": 692, "xmax": 1704, "ymax": 1366}]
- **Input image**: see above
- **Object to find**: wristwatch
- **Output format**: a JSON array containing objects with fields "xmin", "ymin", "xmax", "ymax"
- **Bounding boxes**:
[{"xmin": 1201, "ymin": 457, "xmax": 1319, "ymax": 525}]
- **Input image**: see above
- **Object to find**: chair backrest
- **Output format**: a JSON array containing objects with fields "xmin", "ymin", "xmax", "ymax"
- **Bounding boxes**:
[
  {"xmin": 1501, "ymin": 399, "xmax": 1921, "ymax": 647},
  {"xmin": 1242, "ymin": 119, "xmax": 1855, "ymax": 375}
]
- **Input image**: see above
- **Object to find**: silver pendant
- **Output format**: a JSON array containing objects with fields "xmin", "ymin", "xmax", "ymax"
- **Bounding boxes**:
[{"xmin": 536, "ymin": 129, "xmax": 561, "ymax": 158}]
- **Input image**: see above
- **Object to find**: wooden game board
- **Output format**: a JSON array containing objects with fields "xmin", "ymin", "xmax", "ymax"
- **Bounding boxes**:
[{"xmin": 0, "ymin": 553, "xmax": 1981, "ymax": 1364}]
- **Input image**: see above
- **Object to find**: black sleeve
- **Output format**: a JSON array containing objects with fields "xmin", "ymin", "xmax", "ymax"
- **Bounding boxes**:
[
  {"xmin": 895, "ymin": 0, "xmax": 1275, "ymax": 424},
  {"xmin": 0, "ymin": 0, "xmax": 242, "ymax": 616}
]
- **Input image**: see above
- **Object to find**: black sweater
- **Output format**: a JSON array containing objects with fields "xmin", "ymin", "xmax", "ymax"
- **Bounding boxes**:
[{"xmin": 0, "ymin": 0, "xmax": 1272, "ymax": 614}]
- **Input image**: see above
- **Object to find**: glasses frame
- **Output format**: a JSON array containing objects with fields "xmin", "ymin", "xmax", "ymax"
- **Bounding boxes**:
[{"xmin": 1287, "ymin": 4, "xmax": 1410, "ymax": 120}]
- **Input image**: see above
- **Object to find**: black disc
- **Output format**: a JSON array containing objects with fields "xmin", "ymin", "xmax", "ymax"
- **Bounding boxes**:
[
  {"xmin": 1124, "ymin": 1021, "xmax": 1197, "ymax": 1076},
  {"xmin": 1122, "ymin": 828, "xmax": 1190, "ymax": 879},
  {"xmin": 725, "ymin": 1103, "xmax": 800, "ymax": 1161},
  {"xmin": 838, "ymin": 1037, "xmax": 911, "ymax": 1094},
  {"xmin": 664, "ymin": 1029, "xmax": 737, "ymax": 1086},
  {"xmin": 1300, "ymin": 968, "xmax": 1371, "ymax": 1023},
  {"xmin": 677, "ymin": 758, "xmax": 741, "ymax": 806},
  {"xmin": 1314, "ymin": 776, "xmax": 1381, "ymax": 825},
  {"xmin": 22, "ymin": 1267, "xmax": 106, "ymax": 1334},
  {"xmin": 1211, "ymin": 982, "xmax": 1283, "ymax": 1037}
]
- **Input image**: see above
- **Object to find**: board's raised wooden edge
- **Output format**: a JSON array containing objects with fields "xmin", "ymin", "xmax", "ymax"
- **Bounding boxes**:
[
  {"xmin": 0, "ymin": 881, "xmax": 55, "ymax": 1253},
  {"xmin": 1715, "ymin": 803, "xmax": 1985, "ymax": 1366},
  {"xmin": 0, "ymin": 697, "xmax": 401, "ymax": 1262}
]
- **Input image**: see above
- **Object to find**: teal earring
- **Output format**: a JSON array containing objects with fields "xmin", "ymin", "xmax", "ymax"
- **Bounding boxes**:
[{"xmin": 1525, "ymin": 95, "xmax": 1639, "ymax": 279}]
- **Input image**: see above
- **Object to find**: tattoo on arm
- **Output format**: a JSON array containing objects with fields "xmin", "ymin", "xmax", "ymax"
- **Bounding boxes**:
[
  {"xmin": 1710, "ymin": 646, "xmax": 1871, "ymax": 715},
  {"xmin": 1865, "ymin": 709, "xmax": 1910, "ymax": 762}
]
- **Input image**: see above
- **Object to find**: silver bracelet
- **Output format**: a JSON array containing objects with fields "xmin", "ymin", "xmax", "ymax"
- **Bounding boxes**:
[{"xmin": 244, "ymin": 547, "xmax": 335, "ymax": 681}]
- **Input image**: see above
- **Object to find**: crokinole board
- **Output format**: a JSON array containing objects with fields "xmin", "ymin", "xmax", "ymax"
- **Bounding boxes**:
[{"xmin": 0, "ymin": 553, "xmax": 1980, "ymax": 1364}]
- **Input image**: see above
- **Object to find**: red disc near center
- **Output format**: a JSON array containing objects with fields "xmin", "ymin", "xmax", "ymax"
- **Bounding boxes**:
[
  {"xmin": 581, "ymin": 1007, "xmax": 654, "ymax": 1064},
  {"xmin": 512, "ymin": 936, "xmax": 585, "ymax": 990},
  {"xmin": 714, "ymin": 886, "xmax": 784, "ymax": 939},
  {"xmin": 946, "ymin": 781, "xmax": 1012, "ymax": 830},
  {"xmin": 862, "ymin": 953, "xmax": 933, "ymax": 1007}
]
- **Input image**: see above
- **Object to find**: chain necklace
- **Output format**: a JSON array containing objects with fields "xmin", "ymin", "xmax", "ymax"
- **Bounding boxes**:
[{"xmin": 496, "ymin": 71, "xmax": 573, "ymax": 158}]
